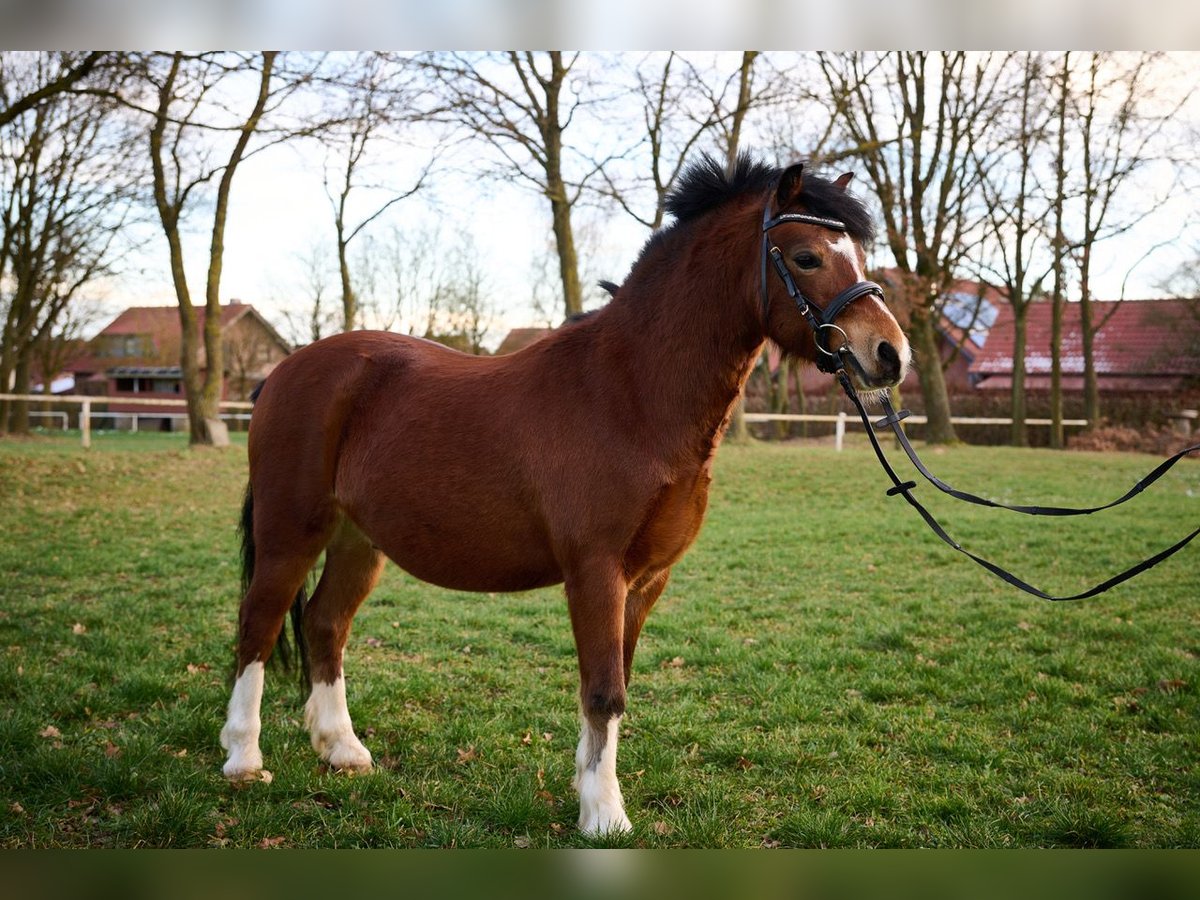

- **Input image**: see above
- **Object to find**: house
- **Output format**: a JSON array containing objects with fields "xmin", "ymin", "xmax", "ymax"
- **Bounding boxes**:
[
  {"xmin": 969, "ymin": 298, "xmax": 1200, "ymax": 394},
  {"xmin": 68, "ymin": 302, "xmax": 291, "ymax": 428}
]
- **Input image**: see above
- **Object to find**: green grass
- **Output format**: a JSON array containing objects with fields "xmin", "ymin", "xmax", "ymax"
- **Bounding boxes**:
[{"xmin": 0, "ymin": 432, "xmax": 1196, "ymax": 847}]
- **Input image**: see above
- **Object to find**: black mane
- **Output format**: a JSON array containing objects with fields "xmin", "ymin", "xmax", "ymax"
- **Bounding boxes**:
[{"xmin": 663, "ymin": 152, "xmax": 876, "ymax": 245}]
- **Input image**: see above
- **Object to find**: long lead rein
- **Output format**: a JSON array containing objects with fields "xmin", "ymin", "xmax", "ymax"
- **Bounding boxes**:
[
  {"xmin": 761, "ymin": 195, "xmax": 1199, "ymax": 600},
  {"xmin": 836, "ymin": 367, "xmax": 1200, "ymax": 601}
]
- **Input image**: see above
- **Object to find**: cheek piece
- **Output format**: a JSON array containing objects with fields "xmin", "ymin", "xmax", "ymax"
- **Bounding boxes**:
[{"xmin": 759, "ymin": 205, "xmax": 884, "ymax": 374}]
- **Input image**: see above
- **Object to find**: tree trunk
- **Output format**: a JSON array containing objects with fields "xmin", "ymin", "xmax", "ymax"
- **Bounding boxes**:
[
  {"xmin": 1009, "ymin": 305, "xmax": 1029, "ymax": 447},
  {"xmin": 9, "ymin": 357, "xmax": 32, "ymax": 433},
  {"xmin": 150, "ymin": 53, "xmax": 209, "ymax": 444},
  {"xmin": 171, "ymin": 244, "xmax": 207, "ymax": 443},
  {"xmin": 549, "ymin": 186, "xmax": 583, "ymax": 318},
  {"xmin": 724, "ymin": 51, "xmax": 759, "ymax": 445},
  {"xmin": 537, "ymin": 52, "xmax": 583, "ymax": 321},
  {"xmin": 1079, "ymin": 254, "xmax": 1100, "ymax": 427},
  {"xmin": 771, "ymin": 358, "xmax": 790, "ymax": 440},
  {"xmin": 792, "ymin": 364, "xmax": 808, "ymax": 438},
  {"xmin": 1049, "ymin": 53, "xmax": 1069, "ymax": 450},
  {"xmin": 195, "ymin": 53, "xmax": 275, "ymax": 446},
  {"xmin": 909, "ymin": 304, "xmax": 958, "ymax": 443},
  {"xmin": 1049, "ymin": 297, "xmax": 1063, "ymax": 448},
  {"xmin": 338, "ymin": 226, "xmax": 357, "ymax": 331}
]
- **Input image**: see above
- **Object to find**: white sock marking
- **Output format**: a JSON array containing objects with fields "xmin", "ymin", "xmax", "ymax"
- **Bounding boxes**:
[
  {"xmin": 305, "ymin": 674, "xmax": 373, "ymax": 771},
  {"xmin": 220, "ymin": 661, "xmax": 265, "ymax": 778},
  {"xmin": 575, "ymin": 716, "xmax": 632, "ymax": 835}
]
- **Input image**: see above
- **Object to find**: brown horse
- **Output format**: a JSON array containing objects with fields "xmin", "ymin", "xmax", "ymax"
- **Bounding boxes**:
[{"xmin": 220, "ymin": 154, "xmax": 910, "ymax": 835}]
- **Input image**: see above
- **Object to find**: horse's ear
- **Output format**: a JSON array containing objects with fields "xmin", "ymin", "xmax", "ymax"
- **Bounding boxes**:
[
  {"xmin": 834, "ymin": 172, "xmax": 854, "ymax": 191},
  {"xmin": 775, "ymin": 163, "xmax": 804, "ymax": 208}
]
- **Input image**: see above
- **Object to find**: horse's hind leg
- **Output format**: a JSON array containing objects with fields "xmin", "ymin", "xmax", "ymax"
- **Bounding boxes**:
[
  {"xmin": 302, "ymin": 517, "xmax": 385, "ymax": 772},
  {"xmin": 623, "ymin": 568, "xmax": 670, "ymax": 687},
  {"xmin": 222, "ymin": 546, "xmax": 326, "ymax": 780}
]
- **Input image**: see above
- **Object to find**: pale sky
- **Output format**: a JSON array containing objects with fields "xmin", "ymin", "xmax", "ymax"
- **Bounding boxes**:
[{"xmin": 95, "ymin": 51, "xmax": 1200, "ymax": 351}]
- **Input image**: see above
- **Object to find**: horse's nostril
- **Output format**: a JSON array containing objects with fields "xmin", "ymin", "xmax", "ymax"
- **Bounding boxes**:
[{"xmin": 877, "ymin": 341, "xmax": 901, "ymax": 380}]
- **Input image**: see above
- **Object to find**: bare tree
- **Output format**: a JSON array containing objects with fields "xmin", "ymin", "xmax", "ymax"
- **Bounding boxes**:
[
  {"xmin": 274, "ymin": 239, "xmax": 339, "ymax": 347},
  {"xmin": 1049, "ymin": 53, "xmax": 1071, "ymax": 449},
  {"xmin": 724, "ymin": 52, "xmax": 762, "ymax": 444},
  {"xmin": 0, "ymin": 52, "xmax": 139, "ymax": 434},
  {"xmin": 1069, "ymin": 52, "xmax": 1190, "ymax": 428},
  {"xmin": 597, "ymin": 52, "xmax": 782, "ymax": 232},
  {"xmin": 422, "ymin": 51, "xmax": 604, "ymax": 320},
  {"xmin": 0, "ymin": 51, "xmax": 110, "ymax": 129},
  {"xmin": 594, "ymin": 52, "xmax": 711, "ymax": 231},
  {"xmin": 435, "ymin": 247, "xmax": 494, "ymax": 353},
  {"xmin": 373, "ymin": 223, "xmax": 445, "ymax": 335},
  {"xmin": 819, "ymin": 51, "xmax": 1008, "ymax": 444},
  {"xmin": 144, "ymin": 51, "xmax": 292, "ymax": 445},
  {"xmin": 321, "ymin": 52, "xmax": 431, "ymax": 331},
  {"xmin": 975, "ymin": 53, "xmax": 1056, "ymax": 447}
]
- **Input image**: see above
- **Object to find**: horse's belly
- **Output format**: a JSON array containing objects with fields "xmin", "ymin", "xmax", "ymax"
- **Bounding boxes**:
[{"xmin": 352, "ymin": 505, "xmax": 563, "ymax": 593}]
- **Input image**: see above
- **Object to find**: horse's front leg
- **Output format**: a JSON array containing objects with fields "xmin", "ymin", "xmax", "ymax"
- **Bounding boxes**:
[{"xmin": 565, "ymin": 557, "xmax": 633, "ymax": 836}]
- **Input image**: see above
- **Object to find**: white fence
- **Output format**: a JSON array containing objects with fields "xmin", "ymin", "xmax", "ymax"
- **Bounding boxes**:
[
  {"xmin": 744, "ymin": 411, "xmax": 1089, "ymax": 451},
  {"xmin": 0, "ymin": 393, "xmax": 254, "ymax": 448},
  {"xmin": 3, "ymin": 393, "xmax": 1090, "ymax": 452}
]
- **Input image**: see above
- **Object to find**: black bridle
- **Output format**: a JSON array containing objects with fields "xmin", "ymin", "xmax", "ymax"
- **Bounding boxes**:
[
  {"xmin": 761, "ymin": 203, "xmax": 886, "ymax": 374},
  {"xmin": 761, "ymin": 202, "xmax": 1200, "ymax": 601}
]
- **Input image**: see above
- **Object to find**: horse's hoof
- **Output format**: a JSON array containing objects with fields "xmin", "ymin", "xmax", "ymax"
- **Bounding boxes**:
[
  {"xmin": 221, "ymin": 740, "xmax": 264, "ymax": 781},
  {"xmin": 578, "ymin": 808, "xmax": 633, "ymax": 837},
  {"xmin": 224, "ymin": 766, "xmax": 273, "ymax": 784},
  {"xmin": 323, "ymin": 741, "xmax": 373, "ymax": 773}
]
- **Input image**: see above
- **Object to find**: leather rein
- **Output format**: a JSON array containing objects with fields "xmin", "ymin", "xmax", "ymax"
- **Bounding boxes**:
[{"xmin": 761, "ymin": 203, "xmax": 1200, "ymax": 601}]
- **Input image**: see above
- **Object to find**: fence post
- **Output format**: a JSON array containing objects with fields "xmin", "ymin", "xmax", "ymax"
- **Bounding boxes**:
[
  {"xmin": 836, "ymin": 411, "xmax": 846, "ymax": 452},
  {"xmin": 81, "ymin": 399, "xmax": 91, "ymax": 449}
]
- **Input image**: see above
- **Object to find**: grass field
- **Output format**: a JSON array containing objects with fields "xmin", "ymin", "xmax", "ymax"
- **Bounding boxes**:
[{"xmin": 0, "ymin": 431, "xmax": 1197, "ymax": 848}]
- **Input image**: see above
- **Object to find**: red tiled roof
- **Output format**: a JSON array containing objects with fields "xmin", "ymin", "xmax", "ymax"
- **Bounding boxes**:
[
  {"xmin": 969, "ymin": 298, "xmax": 1200, "ymax": 380},
  {"xmin": 99, "ymin": 303, "xmax": 251, "ymax": 335},
  {"xmin": 69, "ymin": 302, "xmax": 288, "ymax": 375}
]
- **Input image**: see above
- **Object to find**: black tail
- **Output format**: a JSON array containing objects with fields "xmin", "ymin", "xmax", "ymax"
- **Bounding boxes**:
[{"xmin": 238, "ymin": 483, "xmax": 311, "ymax": 693}]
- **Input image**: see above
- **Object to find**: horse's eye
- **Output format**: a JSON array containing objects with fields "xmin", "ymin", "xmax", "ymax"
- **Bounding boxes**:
[{"xmin": 793, "ymin": 252, "xmax": 820, "ymax": 271}]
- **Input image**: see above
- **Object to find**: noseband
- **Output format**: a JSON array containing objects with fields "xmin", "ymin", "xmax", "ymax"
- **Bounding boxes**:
[{"xmin": 760, "ymin": 203, "xmax": 884, "ymax": 374}]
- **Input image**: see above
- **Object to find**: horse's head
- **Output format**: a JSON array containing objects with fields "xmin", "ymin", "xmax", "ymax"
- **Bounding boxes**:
[{"xmin": 760, "ymin": 163, "xmax": 910, "ymax": 392}]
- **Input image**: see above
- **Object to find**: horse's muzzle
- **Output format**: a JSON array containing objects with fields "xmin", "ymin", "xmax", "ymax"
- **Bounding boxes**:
[{"xmin": 841, "ymin": 339, "xmax": 906, "ymax": 391}]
